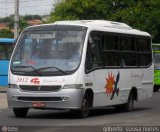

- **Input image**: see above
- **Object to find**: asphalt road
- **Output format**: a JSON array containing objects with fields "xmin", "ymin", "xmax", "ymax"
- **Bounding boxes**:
[{"xmin": 0, "ymin": 91, "xmax": 160, "ymax": 132}]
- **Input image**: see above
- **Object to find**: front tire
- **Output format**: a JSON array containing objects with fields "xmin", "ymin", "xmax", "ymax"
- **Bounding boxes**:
[
  {"xmin": 154, "ymin": 85, "xmax": 160, "ymax": 92},
  {"xmin": 80, "ymin": 95, "xmax": 90, "ymax": 118},
  {"xmin": 73, "ymin": 94, "xmax": 90, "ymax": 118},
  {"xmin": 13, "ymin": 108, "xmax": 29, "ymax": 118}
]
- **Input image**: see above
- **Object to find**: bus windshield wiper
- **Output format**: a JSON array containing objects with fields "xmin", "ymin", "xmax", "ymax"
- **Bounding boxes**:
[
  {"xmin": 13, "ymin": 66, "xmax": 42, "ymax": 75},
  {"xmin": 37, "ymin": 66, "xmax": 69, "ymax": 75}
]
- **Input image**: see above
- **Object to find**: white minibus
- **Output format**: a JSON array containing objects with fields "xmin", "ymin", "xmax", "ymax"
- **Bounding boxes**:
[{"xmin": 7, "ymin": 20, "xmax": 153, "ymax": 118}]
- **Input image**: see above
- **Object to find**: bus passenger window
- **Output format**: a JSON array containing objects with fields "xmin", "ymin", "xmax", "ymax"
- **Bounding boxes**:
[
  {"xmin": 6, "ymin": 45, "xmax": 13, "ymax": 59},
  {"xmin": 137, "ymin": 38, "xmax": 152, "ymax": 67},
  {"xmin": 102, "ymin": 34, "xmax": 119, "ymax": 50},
  {"xmin": 0, "ymin": 45, "xmax": 6, "ymax": 59},
  {"xmin": 137, "ymin": 38, "xmax": 151, "ymax": 51},
  {"xmin": 122, "ymin": 53, "xmax": 137, "ymax": 66},
  {"xmin": 104, "ymin": 52, "xmax": 121, "ymax": 67},
  {"xmin": 139, "ymin": 53, "xmax": 152, "ymax": 66},
  {"xmin": 120, "ymin": 37, "xmax": 135, "ymax": 51}
]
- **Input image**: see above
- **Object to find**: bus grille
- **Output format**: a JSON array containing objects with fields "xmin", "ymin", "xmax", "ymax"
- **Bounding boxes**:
[
  {"xmin": 17, "ymin": 97, "xmax": 62, "ymax": 102},
  {"xmin": 19, "ymin": 85, "xmax": 61, "ymax": 92}
]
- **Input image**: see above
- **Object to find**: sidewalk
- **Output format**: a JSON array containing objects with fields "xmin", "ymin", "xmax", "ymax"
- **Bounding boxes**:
[{"xmin": 0, "ymin": 87, "xmax": 8, "ymax": 109}]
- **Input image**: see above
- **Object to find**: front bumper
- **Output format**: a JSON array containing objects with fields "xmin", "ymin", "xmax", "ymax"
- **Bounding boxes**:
[{"xmin": 7, "ymin": 88, "xmax": 84, "ymax": 109}]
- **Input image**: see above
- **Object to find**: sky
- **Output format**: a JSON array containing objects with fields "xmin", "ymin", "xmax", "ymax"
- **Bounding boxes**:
[{"xmin": 0, "ymin": 0, "xmax": 59, "ymax": 18}]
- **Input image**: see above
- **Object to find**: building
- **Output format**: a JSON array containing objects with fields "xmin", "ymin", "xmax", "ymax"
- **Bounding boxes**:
[{"xmin": 0, "ymin": 23, "xmax": 8, "ymax": 30}]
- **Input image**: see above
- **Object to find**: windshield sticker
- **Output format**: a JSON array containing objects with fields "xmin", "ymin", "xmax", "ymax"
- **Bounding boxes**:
[
  {"xmin": 27, "ymin": 60, "xmax": 36, "ymax": 65},
  {"xmin": 29, "ymin": 33, "xmax": 55, "ymax": 39},
  {"xmin": 13, "ymin": 61, "xmax": 21, "ymax": 65},
  {"xmin": 104, "ymin": 71, "xmax": 120, "ymax": 100}
]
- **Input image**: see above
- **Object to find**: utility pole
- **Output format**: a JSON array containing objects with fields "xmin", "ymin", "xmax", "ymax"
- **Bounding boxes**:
[{"xmin": 14, "ymin": 0, "xmax": 19, "ymax": 39}]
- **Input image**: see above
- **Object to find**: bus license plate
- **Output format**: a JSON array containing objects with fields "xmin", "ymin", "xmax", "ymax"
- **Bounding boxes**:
[{"xmin": 32, "ymin": 102, "xmax": 46, "ymax": 108}]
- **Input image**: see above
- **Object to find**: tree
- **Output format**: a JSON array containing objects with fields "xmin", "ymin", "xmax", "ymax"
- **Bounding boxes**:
[
  {"xmin": 49, "ymin": 0, "xmax": 109, "ymax": 21},
  {"xmin": 7, "ymin": 18, "xmax": 29, "ymax": 30},
  {"xmin": 0, "ymin": 29, "xmax": 14, "ymax": 38},
  {"xmin": 49, "ymin": 0, "xmax": 160, "ymax": 42},
  {"xmin": 109, "ymin": 0, "xmax": 160, "ymax": 43},
  {"xmin": 1, "ymin": 15, "xmax": 42, "ymax": 31},
  {"xmin": 24, "ymin": 15, "xmax": 42, "ymax": 20}
]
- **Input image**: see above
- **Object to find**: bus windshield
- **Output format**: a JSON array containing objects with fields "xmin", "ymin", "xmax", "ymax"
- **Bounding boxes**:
[{"xmin": 11, "ymin": 30, "xmax": 85, "ymax": 76}]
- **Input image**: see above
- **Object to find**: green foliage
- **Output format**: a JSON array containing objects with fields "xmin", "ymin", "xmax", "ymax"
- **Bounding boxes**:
[
  {"xmin": 154, "ymin": 70, "xmax": 160, "ymax": 85},
  {"xmin": 110, "ymin": 0, "xmax": 160, "ymax": 43},
  {"xmin": 23, "ymin": 15, "xmax": 42, "ymax": 20},
  {"xmin": 0, "ymin": 29, "xmax": 14, "ymax": 38},
  {"xmin": 2, "ymin": 15, "xmax": 14, "ymax": 23},
  {"xmin": 0, "ymin": 14, "xmax": 44, "ymax": 38},
  {"xmin": 19, "ymin": 19, "xmax": 29, "ymax": 29},
  {"xmin": 49, "ymin": 0, "xmax": 109, "ymax": 22},
  {"xmin": 0, "ymin": 15, "xmax": 42, "ymax": 29},
  {"xmin": 49, "ymin": 0, "xmax": 160, "ymax": 42},
  {"xmin": 7, "ymin": 18, "xmax": 29, "ymax": 29}
]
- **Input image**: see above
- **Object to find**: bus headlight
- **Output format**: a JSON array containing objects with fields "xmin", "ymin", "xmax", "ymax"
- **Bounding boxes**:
[
  {"xmin": 9, "ymin": 84, "xmax": 18, "ymax": 89},
  {"xmin": 63, "ymin": 84, "xmax": 83, "ymax": 89}
]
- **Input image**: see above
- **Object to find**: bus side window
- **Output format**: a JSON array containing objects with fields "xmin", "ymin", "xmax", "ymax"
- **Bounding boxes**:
[
  {"xmin": 102, "ymin": 33, "xmax": 121, "ymax": 67},
  {"xmin": 120, "ymin": 36, "xmax": 137, "ymax": 67},
  {"xmin": 138, "ymin": 38, "xmax": 152, "ymax": 66}
]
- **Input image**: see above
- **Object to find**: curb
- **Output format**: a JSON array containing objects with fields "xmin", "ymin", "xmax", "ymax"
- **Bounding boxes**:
[
  {"xmin": 0, "ymin": 91, "xmax": 6, "ymax": 93},
  {"xmin": 0, "ymin": 87, "xmax": 7, "ymax": 93},
  {"xmin": 0, "ymin": 91, "xmax": 8, "ymax": 109}
]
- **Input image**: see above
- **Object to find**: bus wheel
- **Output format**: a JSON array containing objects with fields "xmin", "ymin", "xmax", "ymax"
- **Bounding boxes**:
[
  {"xmin": 125, "ymin": 92, "xmax": 134, "ymax": 111},
  {"xmin": 13, "ymin": 108, "xmax": 29, "ymax": 118},
  {"xmin": 78, "ymin": 94, "xmax": 90, "ymax": 118},
  {"xmin": 115, "ymin": 92, "xmax": 134, "ymax": 112},
  {"xmin": 154, "ymin": 85, "xmax": 160, "ymax": 92}
]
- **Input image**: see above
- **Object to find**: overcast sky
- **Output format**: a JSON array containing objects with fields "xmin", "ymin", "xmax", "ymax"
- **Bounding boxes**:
[{"xmin": 0, "ymin": 0, "xmax": 58, "ymax": 18}]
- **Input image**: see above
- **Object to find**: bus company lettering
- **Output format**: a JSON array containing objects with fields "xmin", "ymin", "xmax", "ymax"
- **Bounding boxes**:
[
  {"xmin": 16, "ymin": 77, "xmax": 40, "ymax": 84},
  {"xmin": 130, "ymin": 72, "xmax": 144, "ymax": 79},
  {"xmin": 43, "ymin": 79, "xmax": 66, "ymax": 84},
  {"xmin": 30, "ymin": 78, "xmax": 40, "ymax": 84},
  {"xmin": 16, "ymin": 77, "xmax": 28, "ymax": 83}
]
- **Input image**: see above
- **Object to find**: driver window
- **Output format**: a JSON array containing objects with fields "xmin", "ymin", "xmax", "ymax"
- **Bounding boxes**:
[{"xmin": 85, "ymin": 32, "xmax": 102, "ymax": 71}]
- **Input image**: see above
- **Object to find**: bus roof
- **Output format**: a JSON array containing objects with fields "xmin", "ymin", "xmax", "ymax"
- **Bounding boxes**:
[
  {"xmin": 54, "ymin": 20, "xmax": 133, "ymax": 30},
  {"xmin": 0, "ymin": 38, "xmax": 15, "ymax": 43},
  {"xmin": 25, "ymin": 20, "xmax": 150, "ymax": 37}
]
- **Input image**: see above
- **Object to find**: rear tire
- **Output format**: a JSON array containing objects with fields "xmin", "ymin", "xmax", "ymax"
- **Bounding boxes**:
[
  {"xmin": 13, "ymin": 108, "xmax": 29, "ymax": 118},
  {"xmin": 115, "ymin": 92, "xmax": 134, "ymax": 112},
  {"xmin": 154, "ymin": 85, "xmax": 160, "ymax": 92}
]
